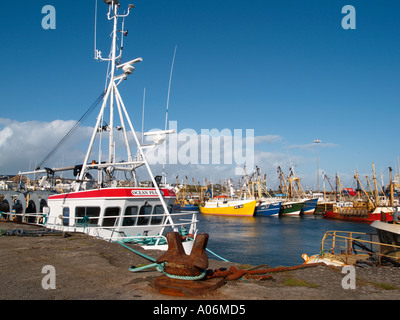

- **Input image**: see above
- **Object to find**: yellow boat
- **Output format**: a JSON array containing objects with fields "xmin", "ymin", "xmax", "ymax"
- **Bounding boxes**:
[{"xmin": 199, "ymin": 198, "xmax": 256, "ymax": 217}]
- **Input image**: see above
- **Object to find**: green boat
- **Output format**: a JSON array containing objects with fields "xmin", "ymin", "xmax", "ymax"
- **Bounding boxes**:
[{"xmin": 279, "ymin": 200, "xmax": 305, "ymax": 216}]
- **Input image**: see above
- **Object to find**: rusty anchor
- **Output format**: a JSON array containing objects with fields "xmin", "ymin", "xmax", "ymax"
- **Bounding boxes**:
[{"xmin": 156, "ymin": 232, "xmax": 209, "ymax": 278}]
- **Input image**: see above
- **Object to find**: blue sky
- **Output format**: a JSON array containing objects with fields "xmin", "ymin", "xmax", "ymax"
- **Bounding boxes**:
[{"xmin": 0, "ymin": 0, "xmax": 399, "ymax": 190}]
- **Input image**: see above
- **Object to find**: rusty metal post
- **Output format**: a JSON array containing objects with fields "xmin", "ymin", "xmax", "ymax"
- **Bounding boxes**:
[{"xmin": 156, "ymin": 232, "xmax": 209, "ymax": 277}]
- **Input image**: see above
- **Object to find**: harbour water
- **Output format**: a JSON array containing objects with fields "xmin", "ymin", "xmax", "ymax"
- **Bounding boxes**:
[{"xmin": 196, "ymin": 214, "xmax": 374, "ymax": 267}]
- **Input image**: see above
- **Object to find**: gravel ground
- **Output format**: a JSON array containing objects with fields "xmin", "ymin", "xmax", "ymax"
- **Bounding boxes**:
[{"xmin": 1, "ymin": 221, "xmax": 400, "ymax": 302}]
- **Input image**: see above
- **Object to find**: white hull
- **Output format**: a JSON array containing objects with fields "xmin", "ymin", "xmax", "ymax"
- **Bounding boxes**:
[{"xmin": 42, "ymin": 187, "xmax": 197, "ymax": 253}]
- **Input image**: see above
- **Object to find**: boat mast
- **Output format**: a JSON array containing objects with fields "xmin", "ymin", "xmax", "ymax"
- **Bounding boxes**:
[
  {"xmin": 76, "ymin": 0, "xmax": 177, "ymax": 226},
  {"xmin": 354, "ymin": 172, "xmax": 374, "ymax": 208},
  {"xmin": 372, "ymin": 162, "xmax": 380, "ymax": 206}
]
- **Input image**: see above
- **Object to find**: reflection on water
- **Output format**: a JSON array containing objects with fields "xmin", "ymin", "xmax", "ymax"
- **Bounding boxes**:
[{"xmin": 196, "ymin": 214, "xmax": 374, "ymax": 267}]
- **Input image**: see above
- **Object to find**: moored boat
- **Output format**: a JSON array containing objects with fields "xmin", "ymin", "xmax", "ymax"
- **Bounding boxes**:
[
  {"xmin": 173, "ymin": 203, "xmax": 199, "ymax": 211},
  {"xmin": 173, "ymin": 176, "xmax": 200, "ymax": 211},
  {"xmin": 279, "ymin": 200, "xmax": 305, "ymax": 216},
  {"xmin": 323, "ymin": 206, "xmax": 396, "ymax": 223},
  {"xmin": 11, "ymin": 0, "xmax": 198, "ymax": 253},
  {"xmin": 322, "ymin": 166, "xmax": 399, "ymax": 223},
  {"xmin": 276, "ymin": 166, "xmax": 306, "ymax": 216},
  {"xmin": 254, "ymin": 200, "xmax": 282, "ymax": 216},
  {"xmin": 301, "ymin": 198, "xmax": 319, "ymax": 214},
  {"xmin": 315, "ymin": 201, "xmax": 335, "ymax": 215},
  {"xmin": 199, "ymin": 198, "xmax": 256, "ymax": 217}
]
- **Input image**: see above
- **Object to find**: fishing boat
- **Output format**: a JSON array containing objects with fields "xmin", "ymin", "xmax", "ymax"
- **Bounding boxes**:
[
  {"xmin": 199, "ymin": 177, "xmax": 256, "ymax": 217},
  {"xmin": 248, "ymin": 166, "xmax": 282, "ymax": 216},
  {"xmin": 254, "ymin": 200, "xmax": 282, "ymax": 216},
  {"xmin": 173, "ymin": 203, "xmax": 199, "ymax": 211},
  {"xmin": 301, "ymin": 197, "xmax": 319, "ymax": 214},
  {"xmin": 323, "ymin": 166, "xmax": 398, "ymax": 223},
  {"xmin": 172, "ymin": 176, "xmax": 200, "ymax": 211},
  {"xmin": 12, "ymin": 0, "xmax": 198, "ymax": 253},
  {"xmin": 199, "ymin": 197, "xmax": 256, "ymax": 217},
  {"xmin": 323, "ymin": 205, "xmax": 396, "ymax": 223},
  {"xmin": 276, "ymin": 166, "xmax": 306, "ymax": 216},
  {"xmin": 279, "ymin": 200, "xmax": 305, "ymax": 216},
  {"xmin": 314, "ymin": 174, "xmax": 340, "ymax": 214}
]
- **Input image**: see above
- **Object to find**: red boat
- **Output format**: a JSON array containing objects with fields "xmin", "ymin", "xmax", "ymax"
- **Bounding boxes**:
[
  {"xmin": 323, "ymin": 207, "xmax": 394, "ymax": 223},
  {"xmin": 342, "ymin": 188, "xmax": 357, "ymax": 196}
]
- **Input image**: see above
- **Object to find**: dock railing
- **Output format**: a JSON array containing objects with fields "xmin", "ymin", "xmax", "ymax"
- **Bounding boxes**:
[
  {"xmin": 320, "ymin": 230, "xmax": 400, "ymax": 266},
  {"xmin": 0, "ymin": 210, "xmax": 198, "ymax": 246}
]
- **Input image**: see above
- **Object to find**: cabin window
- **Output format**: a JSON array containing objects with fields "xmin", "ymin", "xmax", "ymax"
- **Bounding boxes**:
[
  {"xmin": 137, "ymin": 205, "xmax": 152, "ymax": 226},
  {"xmin": 62, "ymin": 207, "xmax": 70, "ymax": 226},
  {"xmin": 151, "ymin": 205, "xmax": 164, "ymax": 225},
  {"xmin": 75, "ymin": 206, "xmax": 100, "ymax": 225},
  {"xmin": 103, "ymin": 207, "xmax": 120, "ymax": 227},
  {"xmin": 123, "ymin": 206, "xmax": 138, "ymax": 226}
]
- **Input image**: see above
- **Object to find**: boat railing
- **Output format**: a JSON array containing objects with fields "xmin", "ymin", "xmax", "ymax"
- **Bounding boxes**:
[
  {"xmin": 320, "ymin": 230, "xmax": 400, "ymax": 266},
  {"xmin": 1, "ymin": 210, "xmax": 198, "ymax": 244}
]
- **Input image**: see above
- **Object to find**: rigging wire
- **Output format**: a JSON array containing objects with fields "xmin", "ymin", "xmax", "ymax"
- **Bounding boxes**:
[{"xmin": 37, "ymin": 91, "xmax": 106, "ymax": 169}]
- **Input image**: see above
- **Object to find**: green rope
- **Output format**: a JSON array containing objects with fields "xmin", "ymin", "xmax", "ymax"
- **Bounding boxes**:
[
  {"xmin": 122, "ymin": 234, "xmax": 168, "ymax": 246},
  {"xmin": 115, "ymin": 241, "xmax": 157, "ymax": 263},
  {"xmin": 117, "ymin": 232, "xmax": 226, "ymax": 280},
  {"xmin": 162, "ymin": 269, "xmax": 207, "ymax": 281},
  {"xmin": 129, "ymin": 263, "xmax": 161, "ymax": 272},
  {"xmin": 78, "ymin": 216, "xmax": 89, "ymax": 231},
  {"xmin": 129, "ymin": 261, "xmax": 206, "ymax": 280},
  {"xmin": 118, "ymin": 241, "xmax": 207, "ymax": 281}
]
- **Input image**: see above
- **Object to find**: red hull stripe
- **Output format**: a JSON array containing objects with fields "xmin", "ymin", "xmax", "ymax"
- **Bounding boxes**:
[{"xmin": 48, "ymin": 188, "xmax": 176, "ymax": 200}]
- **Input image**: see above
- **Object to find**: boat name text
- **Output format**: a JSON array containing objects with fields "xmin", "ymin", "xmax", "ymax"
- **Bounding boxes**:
[{"xmin": 131, "ymin": 190, "xmax": 163, "ymax": 196}]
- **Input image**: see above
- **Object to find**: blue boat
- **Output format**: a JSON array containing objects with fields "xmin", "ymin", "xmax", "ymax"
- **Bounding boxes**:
[
  {"xmin": 301, "ymin": 198, "xmax": 319, "ymax": 214},
  {"xmin": 254, "ymin": 201, "xmax": 282, "ymax": 216},
  {"xmin": 173, "ymin": 203, "xmax": 199, "ymax": 211}
]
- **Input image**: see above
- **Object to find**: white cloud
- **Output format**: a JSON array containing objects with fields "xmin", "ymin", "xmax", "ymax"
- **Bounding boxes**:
[
  {"xmin": 285, "ymin": 142, "xmax": 339, "ymax": 151},
  {"xmin": 0, "ymin": 118, "xmax": 295, "ymax": 187},
  {"xmin": 0, "ymin": 118, "xmax": 92, "ymax": 174},
  {"xmin": 254, "ymin": 135, "xmax": 282, "ymax": 145},
  {"xmin": 0, "ymin": 127, "xmax": 13, "ymax": 147}
]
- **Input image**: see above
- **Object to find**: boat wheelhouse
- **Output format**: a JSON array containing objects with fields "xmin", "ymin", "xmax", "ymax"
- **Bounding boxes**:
[{"xmin": 45, "ymin": 188, "xmax": 188, "ymax": 243}]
